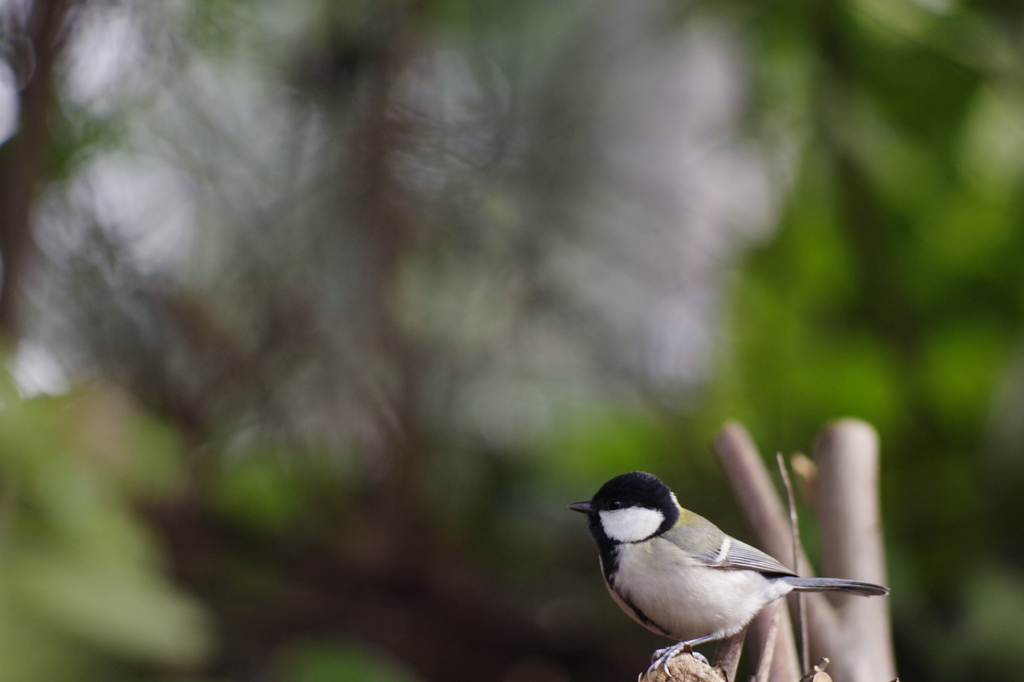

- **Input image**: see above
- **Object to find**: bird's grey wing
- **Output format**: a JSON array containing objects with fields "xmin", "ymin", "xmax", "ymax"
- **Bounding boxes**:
[
  {"xmin": 710, "ymin": 538, "xmax": 795, "ymax": 575},
  {"xmin": 661, "ymin": 522, "xmax": 796, "ymax": 576}
]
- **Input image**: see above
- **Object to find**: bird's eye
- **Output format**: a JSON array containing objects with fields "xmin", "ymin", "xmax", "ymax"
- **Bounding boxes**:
[{"xmin": 607, "ymin": 500, "xmax": 622, "ymax": 510}]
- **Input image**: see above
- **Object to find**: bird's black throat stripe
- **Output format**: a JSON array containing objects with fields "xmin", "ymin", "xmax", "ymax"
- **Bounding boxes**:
[
  {"xmin": 614, "ymin": 584, "xmax": 674, "ymax": 637},
  {"xmin": 590, "ymin": 516, "xmax": 620, "ymax": 581},
  {"xmin": 594, "ymin": 539, "xmax": 675, "ymax": 639}
]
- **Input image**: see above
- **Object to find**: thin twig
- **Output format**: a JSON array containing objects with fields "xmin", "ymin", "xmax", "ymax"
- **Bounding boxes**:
[
  {"xmin": 753, "ymin": 602, "xmax": 781, "ymax": 682},
  {"xmin": 776, "ymin": 452, "xmax": 809, "ymax": 675}
]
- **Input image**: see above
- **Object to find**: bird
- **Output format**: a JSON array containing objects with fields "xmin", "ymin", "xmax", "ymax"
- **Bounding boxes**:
[{"xmin": 568, "ymin": 471, "xmax": 889, "ymax": 669}]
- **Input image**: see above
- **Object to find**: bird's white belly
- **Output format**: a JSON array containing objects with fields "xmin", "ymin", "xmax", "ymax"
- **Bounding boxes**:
[{"xmin": 608, "ymin": 539, "xmax": 789, "ymax": 641}]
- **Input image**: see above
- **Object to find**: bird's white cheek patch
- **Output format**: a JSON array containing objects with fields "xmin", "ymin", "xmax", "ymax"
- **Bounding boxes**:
[{"xmin": 599, "ymin": 507, "xmax": 665, "ymax": 543}]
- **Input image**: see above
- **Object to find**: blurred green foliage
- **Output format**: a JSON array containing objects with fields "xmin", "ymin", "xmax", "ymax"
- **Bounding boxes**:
[
  {"xmin": 279, "ymin": 640, "xmax": 421, "ymax": 682},
  {"xmin": 0, "ymin": 377, "xmax": 210, "ymax": 681},
  {"xmin": 703, "ymin": 0, "xmax": 1024, "ymax": 678},
  {"xmin": 2, "ymin": 0, "xmax": 1024, "ymax": 680}
]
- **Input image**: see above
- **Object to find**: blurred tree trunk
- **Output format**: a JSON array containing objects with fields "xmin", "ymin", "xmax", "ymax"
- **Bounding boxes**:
[
  {"xmin": 354, "ymin": 11, "xmax": 431, "ymax": 569},
  {"xmin": 0, "ymin": 0, "xmax": 71, "ymax": 338}
]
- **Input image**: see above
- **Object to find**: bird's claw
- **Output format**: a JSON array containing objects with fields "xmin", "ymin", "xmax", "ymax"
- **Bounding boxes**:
[{"xmin": 647, "ymin": 642, "xmax": 708, "ymax": 675}]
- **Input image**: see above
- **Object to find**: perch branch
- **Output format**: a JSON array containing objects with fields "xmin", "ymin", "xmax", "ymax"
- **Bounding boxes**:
[
  {"xmin": 712, "ymin": 625, "xmax": 747, "ymax": 682},
  {"xmin": 640, "ymin": 654, "xmax": 726, "ymax": 682}
]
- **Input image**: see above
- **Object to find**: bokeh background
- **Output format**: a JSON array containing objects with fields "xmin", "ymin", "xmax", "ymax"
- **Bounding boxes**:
[{"xmin": 1, "ymin": 0, "xmax": 1024, "ymax": 680}]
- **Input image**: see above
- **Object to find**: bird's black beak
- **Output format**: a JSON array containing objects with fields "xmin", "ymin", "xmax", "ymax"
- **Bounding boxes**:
[{"xmin": 568, "ymin": 501, "xmax": 593, "ymax": 514}]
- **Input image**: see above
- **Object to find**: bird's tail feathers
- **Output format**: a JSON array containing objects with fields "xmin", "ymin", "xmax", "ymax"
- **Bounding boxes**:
[{"xmin": 782, "ymin": 577, "xmax": 889, "ymax": 596}]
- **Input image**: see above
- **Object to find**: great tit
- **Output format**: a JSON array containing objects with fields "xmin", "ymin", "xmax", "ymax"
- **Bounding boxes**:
[{"xmin": 569, "ymin": 471, "xmax": 888, "ymax": 662}]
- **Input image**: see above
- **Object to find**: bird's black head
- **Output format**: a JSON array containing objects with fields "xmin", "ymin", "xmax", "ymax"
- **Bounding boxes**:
[
  {"xmin": 569, "ymin": 472, "xmax": 680, "ymax": 543},
  {"xmin": 591, "ymin": 471, "xmax": 675, "ymax": 513}
]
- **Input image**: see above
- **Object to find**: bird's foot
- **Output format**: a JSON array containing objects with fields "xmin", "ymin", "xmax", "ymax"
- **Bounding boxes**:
[{"xmin": 648, "ymin": 642, "xmax": 708, "ymax": 674}]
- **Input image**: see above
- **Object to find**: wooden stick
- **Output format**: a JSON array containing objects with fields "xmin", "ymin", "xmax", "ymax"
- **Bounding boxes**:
[
  {"xmin": 812, "ymin": 419, "xmax": 896, "ymax": 682},
  {"xmin": 712, "ymin": 422, "xmax": 802, "ymax": 682},
  {"xmin": 776, "ymin": 452, "xmax": 809, "ymax": 676},
  {"xmin": 749, "ymin": 605, "xmax": 801, "ymax": 682},
  {"xmin": 753, "ymin": 602, "xmax": 781, "ymax": 682},
  {"xmin": 714, "ymin": 423, "xmax": 798, "ymax": 565},
  {"xmin": 713, "ymin": 625, "xmax": 747, "ymax": 682}
]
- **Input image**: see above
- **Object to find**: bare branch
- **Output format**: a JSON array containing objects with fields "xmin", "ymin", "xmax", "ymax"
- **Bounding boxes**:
[
  {"xmin": 811, "ymin": 419, "xmax": 896, "ymax": 682},
  {"xmin": 712, "ymin": 422, "xmax": 801, "ymax": 682},
  {"xmin": 750, "ymin": 607, "xmax": 801, "ymax": 682},
  {"xmin": 709, "ymin": 420, "xmax": 896, "ymax": 682},
  {"xmin": 712, "ymin": 625, "xmax": 747, "ymax": 682},
  {"xmin": 713, "ymin": 422, "xmax": 806, "ymax": 571},
  {"xmin": 752, "ymin": 601, "xmax": 781, "ymax": 682},
  {"xmin": 776, "ymin": 452, "xmax": 809, "ymax": 675}
]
